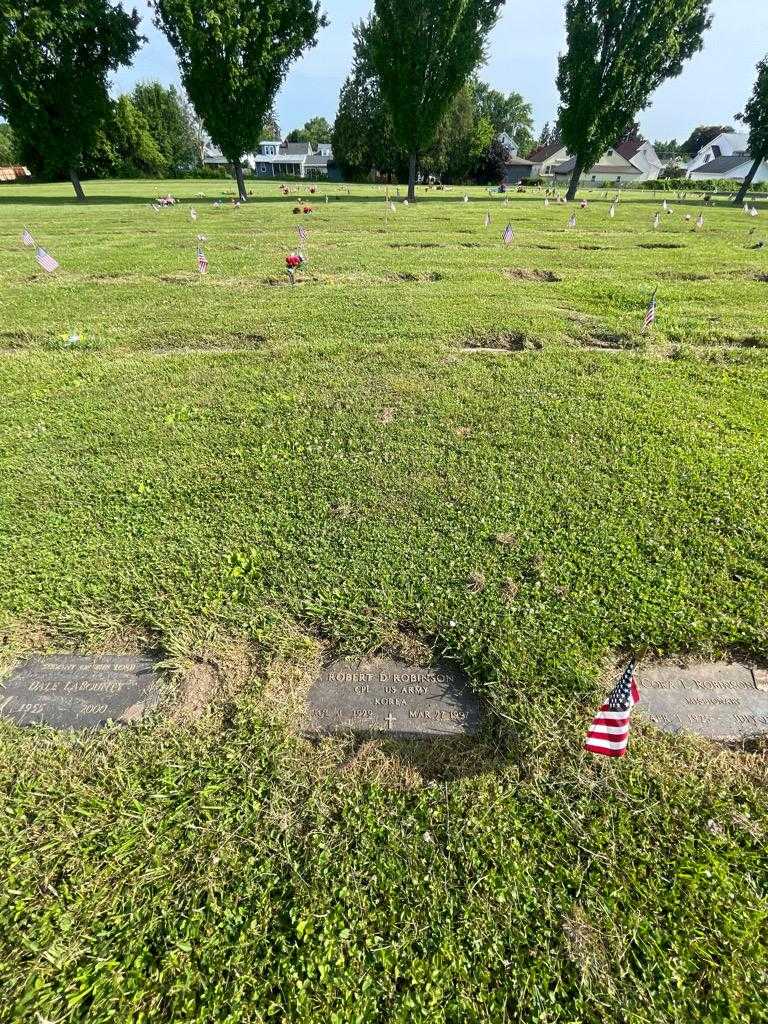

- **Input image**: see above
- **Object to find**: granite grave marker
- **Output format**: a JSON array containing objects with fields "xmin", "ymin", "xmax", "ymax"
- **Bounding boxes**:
[
  {"xmin": 306, "ymin": 657, "xmax": 480, "ymax": 738},
  {"xmin": 0, "ymin": 654, "xmax": 161, "ymax": 729},
  {"xmin": 637, "ymin": 661, "xmax": 768, "ymax": 741}
]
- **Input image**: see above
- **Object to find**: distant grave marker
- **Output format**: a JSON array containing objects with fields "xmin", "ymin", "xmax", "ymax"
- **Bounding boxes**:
[
  {"xmin": 306, "ymin": 657, "xmax": 480, "ymax": 738},
  {"xmin": 0, "ymin": 654, "xmax": 160, "ymax": 729},
  {"xmin": 638, "ymin": 661, "xmax": 768, "ymax": 741}
]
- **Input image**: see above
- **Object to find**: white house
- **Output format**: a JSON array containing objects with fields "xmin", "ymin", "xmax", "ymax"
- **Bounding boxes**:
[
  {"xmin": 202, "ymin": 140, "xmax": 335, "ymax": 179},
  {"xmin": 686, "ymin": 132, "xmax": 748, "ymax": 174},
  {"xmin": 250, "ymin": 141, "xmax": 333, "ymax": 179},
  {"xmin": 615, "ymin": 139, "xmax": 663, "ymax": 181},
  {"xmin": 686, "ymin": 132, "xmax": 768, "ymax": 182},
  {"xmin": 526, "ymin": 142, "xmax": 570, "ymax": 179},
  {"xmin": 688, "ymin": 155, "xmax": 768, "ymax": 182},
  {"xmin": 550, "ymin": 141, "xmax": 662, "ymax": 186}
]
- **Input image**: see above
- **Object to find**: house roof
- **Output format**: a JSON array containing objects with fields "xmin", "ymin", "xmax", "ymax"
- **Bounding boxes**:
[
  {"xmin": 304, "ymin": 153, "xmax": 330, "ymax": 167},
  {"xmin": 616, "ymin": 139, "xmax": 644, "ymax": 160},
  {"xmin": 505, "ymin": 155, "xmax": 533, "ymax": 167},
  {"xmin": 281, "ymin": 142, "xmax": 312, "ymax": 155},
  {"xmin": 690, "ymin": 154, "xmax": 753, "ymax": 175},
  {"xmin": 526, "ymin": 142, "xmax": 565, "ymax": 163},
  {"xmin": 554, "ymin": 156, "xmax": 641, "ymax": 175}
]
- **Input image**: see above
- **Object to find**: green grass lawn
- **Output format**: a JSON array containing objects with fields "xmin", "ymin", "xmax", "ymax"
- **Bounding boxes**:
[{"xmin": 0, "ymin": 179, "xmax": 767, "ymax": 1023}]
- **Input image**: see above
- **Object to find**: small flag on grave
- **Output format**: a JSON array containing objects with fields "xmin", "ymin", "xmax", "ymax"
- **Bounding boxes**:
[
  {"xmin": 544, "ymin": 198, "xmax": 550, "ymax": 207},
  {"xmin": 643, "ymin": 287, "xmax": 658, "ymax": 331},
  {"xmin": 190, "ymin": 207, "xmax": 198, "ymax": 221},
  {"xmin": 21, "ymin": 227, "xmax": 35, "ymax": 247},
  {"xmin": 35, "ymin": 246, "xmax": 59, "ymax": 273},
  {"xmin": 695, "ymin": 212, "xmax": 704, "ymax": 230},
  {"xmin": 609, "ymin": 203, "xmax": 616, "ymax": 218},
  {"xmin": 653, "ymin": 212, "xmax": 661, "ymax": 230},
  {"xmin": 584, "ymin": 661, "xmax": 640, "ymax": 757},
  {"xmin": 463, "ymin": 194, "xmax": 469, "ymax": 203},
  {"xmin": 750, "ymin": 206, "xmax": 759, "ymax": 217},
  {"xmin": 662, "ymin": 199, "xmax": 668, "ymax": 212},
  {"xmin": 298, "ymin": 224, "xmax": 308, "ymax": 243},
  {"xmin": 567, "ymin": 213, "xmax": 576, "ymax": 229},
  {"xmin": 484, "ymin": 212, "xmax": 491, "ymax": 228},
  {"xmin": 197, "ymin": 247, "xmax": 208, "ymax": 274},
  {"xmin": 502, "ymin": 223, "xmax": 514, "ymax": 245}
]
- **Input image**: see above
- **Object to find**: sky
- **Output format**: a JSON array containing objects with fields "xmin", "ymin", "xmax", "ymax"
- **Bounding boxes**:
[{"xmin": 115, "ymin": 0, "xmax": 768, "ymax": 144}]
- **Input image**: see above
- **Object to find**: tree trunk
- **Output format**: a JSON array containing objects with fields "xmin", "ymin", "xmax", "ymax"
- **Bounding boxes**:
[
  {"xmin": 734, "ymin": 156, "xmax": 762, "ymax": 205},
  {"xmin": 565, "ymin": 158, "xmax": 583, "ymax": 201},
  {"xmin": 69, "ymin": 169, "xmax": 86, "ymax": 202},
  {"xmin": 407, "ymin": 153, "xmax": 417, "ymax": 202},
  {"xmin": 233, "ymin": 159, "xmax": 248, "ymax": 202}
]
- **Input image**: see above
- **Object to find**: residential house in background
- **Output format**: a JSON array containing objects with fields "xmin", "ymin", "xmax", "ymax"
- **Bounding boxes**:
[
  {"xmin": 526, "ymin": 142, "xmax": 570, "ymax": 179},
  {"xmin": 686, "ymin": 131, "xmax": 768, "ymax": 182},
  {"xmin": 202, "ymin": 140, "xmax": 334, "ymax": 179},
  {"xmin": 551, "ymin": 141, "xmax": 662, "ymax": 187},
  {"xmin": 251, "ymin": 140, "xmax": 334, "ymax": 179}
]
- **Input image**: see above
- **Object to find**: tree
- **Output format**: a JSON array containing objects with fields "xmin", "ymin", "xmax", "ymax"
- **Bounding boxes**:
[
  {"xmin": 423, "ymin": 84, "xmax": 482, "ymax": 182},
  {"xmin": 472, "ymin": 82, "xmax": 535, "ymax": 154},
  {"xmin": 154, "ymin": 0, "xmax": 327, "ymax": 201},
  {"xmin": 653, "ymin": 138, "xmax": 682, "ymax": 161},
  {"xmin": 0, "ymin": 0, "xmax": 142, "ymax": 200},
  {"xmin": 286, "ymin": 116, "xmax": 333, "ymax": 146},
  {"xmin": 474, "ymin": 133, "xmax": 510, "ymax": 183},
  {"xmin": 538, "ymin": 121, "xmax": 552, "ymax": 148},
  {"xmin": 679, "ymin": 124, "xmax": 735, "ymax": 158},
  {"xmin": 735, "ymin": 55, "xmax": 768, "ymax": 205},
  {"xmin": 332, "ymin": 18, "xmax": 402, "ymax": 181},
  {"xmin": 0, "ymin": 123, "xmax": 18, "ymax": 164},
  {"xmin": 617, "ymin": 121, "xmax": 644, "ymax": 144},
  {"xmin": 131, "ymin": 81, "xmax": 197, "ymax": 173},
  {"xmin": 262, "ymin": 109, "xmax": 280, "ymax": 140},
  {"xmin": 367, "ymin": 0, "xmax": 504, "ymax": 201},
  {"xmin": 556, "ymin": 0, "xmax": 712, "ymax": 200}
]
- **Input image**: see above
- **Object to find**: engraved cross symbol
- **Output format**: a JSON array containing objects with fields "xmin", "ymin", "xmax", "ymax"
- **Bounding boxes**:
[{"xmin": 384, "ymin": 713, "xmax": 396, "ymax": 731}]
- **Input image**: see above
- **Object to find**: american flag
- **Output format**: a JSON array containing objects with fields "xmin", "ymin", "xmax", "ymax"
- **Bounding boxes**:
[
  {"xmin": 190, "ymin": 207, "xmax": 198, "ymax": 221},
  {"xmin": 298, "ymin": 224, "xmax": 308, "ymax": 243},
  {"xmin": 653, "ymin": 212, "xmax": 661, "ymax": 230},
  {"xmin": 544, "ymin": 198, "xmax": 549, "ymax": 207},
  {"xmin": 484, "ymin": 212, "xmax": 491, "ymax": 228},
  {"xmin": 197, "ymin": 247, "xmax": 208, "ymax": 274},
  {"xmin": 609, "ymin": 203, "xmax": 616, "ymax": 218},
  {"xmin": 35, "ymin": 246, "xmax": 59, "ymax": 273},
  {"xmin": 502, "ymin": 223, "xmax": 514, "ymax": 244},
  {"xmin": 21, "ymin": 227, "xmax": 35, "ymax": 247},
  {"xmin": 567, "ymin": 213, "xmax": 576, "ymax": 229},
  {"xmin": 584, "ymin": 661, "xmax": 640, "ymax": 757},
  {"xmin": 695, "ymin": 212, "xmax": 704, "ymax": 230},
  {"xmin": 643, "ymin": 288, "xmax": 658, "ymax": 330}
]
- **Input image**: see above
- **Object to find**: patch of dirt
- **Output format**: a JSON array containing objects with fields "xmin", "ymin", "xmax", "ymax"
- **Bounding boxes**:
[
  {"xmin": 752, "ymin": 272, "xmax": 768, "ymax": 283},
  {"xmin": 721, "ymin": 336, "xmax": 768, "ymax": 348},
  {"xmin": 263, "ymin": 275, "xmax": 319, "ymax": 287},
  {"xmin": 638, "ymin": 242, "xmax": 685, "ymax": 250},
  {"xmin": 580, "ymin": 330, "xmax": 636, "ymax": 351},
  {"xmin": 562, "ymin": 905, "xmax": 614, "ymax": 989},
  {"xmin": 389, "ymin": 271, "xmax": 443, "ymax": 283},
  {"xmin": 466, "ymin": 572, "xmax": 486, "ymax": 593},
  {"xmin": 504, "ymin": 268, "xmax": 561, "ymax": 283},
  {"xmin": 458, "ymin": 241, "xmax": 481, "ymax": 248},
  {"xmin": 160, "ymin": 274, "xmax": 197, "ymax": 285},
  {"xmin": 379, "ymin": 407, "xmax": 395, "ymax": 424},
  {"xmin": 388, "ymin": 241, "xmax": 442, "ymax": 249},
  {"xmin": 578, "ymin": 244, "xmax": 610, "ymax": 251},
  {"xmin": 661, "ymin": 271, "xmax": 710, "ymax": 281},
  {"xmin": 0, "ymin": 331, "xmax": 33, "ymax": 348},
  {"xmin": 171, "ymin": 662, "xmax": 224, "ymax": 722},
  {"xmin": 534, "ymin": 244, "xmax": 557, "ymax": 250},
  {"xmin": 464, "ymin": 330, "xmax": 542, "ymax": 352},
  {"xmin": 82, "ymin": 273, "xmax": 137, "ymax": 284}
]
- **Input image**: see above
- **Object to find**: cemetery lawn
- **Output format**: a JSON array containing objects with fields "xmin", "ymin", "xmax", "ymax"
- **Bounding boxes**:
[{"xmin": 1, "ymin": 180, "xmax": 767, "ymax": 1023}]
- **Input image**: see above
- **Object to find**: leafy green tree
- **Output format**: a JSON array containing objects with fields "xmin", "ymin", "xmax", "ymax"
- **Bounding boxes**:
[
  {"xmin": 131, "ymin": 81, "xmax": 197, "ymax": 173},
  {"xmin": 332, "ymin": 18, "xmax": 402, "ymax": 181},
  {"xmin": 154, "ymin": 0, "xmax": 327, "ymax": 201},
  {"xmin": 653, "ymin": 138, "xmax": 682, "ymax": 161},
  {"xmin": 0, "ymin": 0, "xmax": 142, "ymax": 200},
  {"xmin": 286, "ymin": 116, "xmax": 333, "ymax": 146},
  {"xmin": 472, "ymin": 81, "xmax": 534, "ymax": 154},
  {"xmin": 556, "ymin": 0, "xmax": 712, "ymax": 199},
  {"xmin": 367, "ymin": 0, "xmax": 504, "ymax": 201},
  {"xmin": 679, "ymin": 124, "xmax": 735, "ymax": 158},
  {"xmin": 262, "ymin": 109, "xmax": 280, "ymax": 140},
  {"xmin": 0, "ymin": 123, "xmax": 18, "ymax": 164},
  {"xmin": 735, "ymin": 55, "xmax": 768, "ymax": 205}
]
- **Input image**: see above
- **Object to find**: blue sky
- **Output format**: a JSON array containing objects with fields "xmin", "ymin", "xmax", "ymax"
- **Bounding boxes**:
[{"xmin": 116, "ymin": 0, "xmax": 768, "ymax": 143}]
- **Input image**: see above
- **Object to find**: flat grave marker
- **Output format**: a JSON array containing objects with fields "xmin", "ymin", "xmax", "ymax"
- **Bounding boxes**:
[
  {"xmin": 306, "ymin": 656, "xmax": 480, "ymax": 738},
  {"xmin": 637, "ymin": 661, "xmax": 768, "ymax": 741},
  {"xmin": 0, "ymin": 654, "xmax": 161, "ymax": 729}
]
